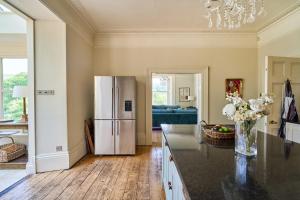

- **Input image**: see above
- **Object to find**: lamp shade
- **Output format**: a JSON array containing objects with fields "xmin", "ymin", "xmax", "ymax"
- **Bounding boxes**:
[
  {"xmin": 12, "ymin": 86, "xmax": 28, "ymax": 98},
  {"xmin": 187, "ymin": 96, "xmax": 195, "ymax": 101}
]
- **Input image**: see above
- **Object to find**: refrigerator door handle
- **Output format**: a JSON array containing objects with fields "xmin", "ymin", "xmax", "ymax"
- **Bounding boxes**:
[
  {"xmin": 112, "ymin": 121, "xmax": 114, "ymax": 136},
  {"xmin": 116, "ymin": 87, "xmax": 119, "ymax": 118},
  {"xmin": 112, "ymin": 87, "xmax": 114, "ymax": 119},
  {"xmin": 117, "ymin": 120, "xmax": 120, "ymax": 135}
]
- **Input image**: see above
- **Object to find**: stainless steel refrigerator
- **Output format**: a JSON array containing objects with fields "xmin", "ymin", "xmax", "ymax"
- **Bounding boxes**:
[{"xmin": 94, "ymin": 76, "xmax": 136, "ymax": 155}]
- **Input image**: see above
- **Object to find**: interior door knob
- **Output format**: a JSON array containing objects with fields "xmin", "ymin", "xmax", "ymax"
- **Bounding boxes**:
[{"xmin": 269, "ymin": 120, "xmax": 278, "ymax": 124}]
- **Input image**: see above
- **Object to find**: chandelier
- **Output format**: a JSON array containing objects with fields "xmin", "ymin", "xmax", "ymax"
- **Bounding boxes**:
[{"xmin": 204, "ymin": 0, "xmax": 265, "ymax": 29}]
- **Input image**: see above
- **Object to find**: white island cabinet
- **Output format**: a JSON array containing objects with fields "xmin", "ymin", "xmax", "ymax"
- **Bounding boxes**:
[
  {"xmin": 286, "ymin": 122, "xmax": 300, "ymax": 143},
  {"xmin": 162, "ymin": 135, "xmax": 187, "ymax": 200}
]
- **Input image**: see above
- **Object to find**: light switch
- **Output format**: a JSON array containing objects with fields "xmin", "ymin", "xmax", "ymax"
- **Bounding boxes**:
[{"xmin": 36, "ymin": 90, "xmax": 55, "ymax": 95}]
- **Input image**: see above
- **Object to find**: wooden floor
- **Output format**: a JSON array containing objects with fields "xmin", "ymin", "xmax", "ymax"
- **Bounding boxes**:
[
  {"xmin": 152, "ymin": 130, "xmax": 162, "ymax": 146},
  {"xmin": 1, "ymin": 146, "xmax": 165, "ymax": 200}
]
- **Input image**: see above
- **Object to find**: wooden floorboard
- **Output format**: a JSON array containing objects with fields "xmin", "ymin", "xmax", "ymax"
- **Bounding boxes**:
[{"xmin": 1, "ymin": 146, "xmax": 164, "ymax": 200}]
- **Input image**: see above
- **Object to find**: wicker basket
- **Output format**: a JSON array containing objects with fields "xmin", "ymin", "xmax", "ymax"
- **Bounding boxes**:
[
  {"xmin": 0, "ymin": 137, "xmax": 26, "ymax": 163},
  {"xmin": 203, "ymin": 124, "xmax": 235, "ymax": 140}
]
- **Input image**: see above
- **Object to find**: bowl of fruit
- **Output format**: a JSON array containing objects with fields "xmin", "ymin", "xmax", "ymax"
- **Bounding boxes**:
[{"xmin": 203, "ymin": 124, "xmax": 235, "ymax": 140}]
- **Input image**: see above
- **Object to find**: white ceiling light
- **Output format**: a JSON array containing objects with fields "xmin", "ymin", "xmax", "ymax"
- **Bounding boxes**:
[{"xmin": 204, "ymin": 0, "xmax": 266, "ymax": 29}]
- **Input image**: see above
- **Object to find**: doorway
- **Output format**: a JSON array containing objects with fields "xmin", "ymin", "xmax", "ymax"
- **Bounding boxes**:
[
  {"xmin": 0, "ymin": 1, "xmax": 35, "ymax": 194},
  {"xmin": 151, "ymin": 73, "xmax": 200, "ymax": 145},
  {"xmin": 264, "ymin": 56, "xmax": 300, "ymax": 135},
  {"xmin": 146, "ymin": 68, "xmax": 209, "ymax": 145}
]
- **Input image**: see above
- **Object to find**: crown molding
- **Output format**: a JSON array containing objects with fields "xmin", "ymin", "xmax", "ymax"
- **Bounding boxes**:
[
  {"xmin": 67, "ymin": 0, "xmax": 97, "ymax": 33},
  {"xmin": 39, "ymin": 0, "xmax": 95, "ymax": 46},
  {"xmin": 257, "ymin": 1, "xmax": 300, "ymax": 32},
  {"xmin": 94, "ymin": 32, "xmax": 257, "ymax": 48},
  {"xmin": 257, "ymin": 6, "xmax": 300, "ymax": 47}
]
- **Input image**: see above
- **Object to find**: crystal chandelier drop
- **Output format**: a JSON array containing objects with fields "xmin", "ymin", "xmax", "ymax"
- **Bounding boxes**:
[{"xmin": 204, "ymin": 0, "xmax": 266, "ymax": 29}]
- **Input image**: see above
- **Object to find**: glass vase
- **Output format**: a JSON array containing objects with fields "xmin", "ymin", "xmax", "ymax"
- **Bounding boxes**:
[{"xmin": 235, "ymin": 120, "xmax": 257, "ymax": 157}]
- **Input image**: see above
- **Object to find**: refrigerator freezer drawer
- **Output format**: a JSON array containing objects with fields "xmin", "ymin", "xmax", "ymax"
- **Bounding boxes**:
[
  {"xmin": 94, "ymin": 120, "xmax": 115, "ymax": 155},
  {"xmin": 115, "ymin": 120, "xmax": 136, "ymax": 155}
]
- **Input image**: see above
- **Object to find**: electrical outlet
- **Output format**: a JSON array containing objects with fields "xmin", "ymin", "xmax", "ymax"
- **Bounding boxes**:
[{"xmin": 56, "ymin": 146, "xmax": 63, "ymax": 152}]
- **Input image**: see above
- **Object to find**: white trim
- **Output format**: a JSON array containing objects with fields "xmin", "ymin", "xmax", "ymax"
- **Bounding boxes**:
[
  {"xmin": 95, "ymin": 32, "xmax": 257, "ymax": 48},
  {"xmin": 36, "ymin": 152, "xmax": 69, "ymax": 172},
  {"xmin": 257, "ymin": 7, "xmax": 300, "ymax": 47},
  {"xmin": 146, "ymin": 67, "xmax": 209, "ymax": 145}
]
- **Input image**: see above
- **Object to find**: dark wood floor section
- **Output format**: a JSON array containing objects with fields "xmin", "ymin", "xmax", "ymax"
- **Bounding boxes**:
[
  {"xmin": 1, "ymin": 146, "xmax": 165, "ymax": 200},
  {"xmin": 0, "ymin": 154, "xmax": 28, "ymax": 169}
]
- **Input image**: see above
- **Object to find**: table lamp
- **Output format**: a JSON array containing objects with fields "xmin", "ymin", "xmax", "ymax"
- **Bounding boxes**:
[
  {"xmin": 187, "ymin": 96, "xmax": 195, "ymax": 101},
  {"xmin": 13, "ymin": 86, "xmax": 28, "ymax": 122}
]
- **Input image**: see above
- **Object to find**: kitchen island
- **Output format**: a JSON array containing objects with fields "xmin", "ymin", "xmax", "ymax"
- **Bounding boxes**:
[{"xmin": 161, "ymin": 124, "xmax": 300, "ymax": 200}]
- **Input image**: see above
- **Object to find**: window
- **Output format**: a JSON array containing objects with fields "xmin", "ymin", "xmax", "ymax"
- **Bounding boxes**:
[
  {"xmin": 1, "ymin": 58, "xmax": 28, "ymax": 120},
  {"xmin": 152, "ymin": 75, "xmax": 172, "ymax": 105}
]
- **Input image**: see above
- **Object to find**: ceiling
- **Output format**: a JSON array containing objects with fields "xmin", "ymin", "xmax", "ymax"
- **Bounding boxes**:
[{"xmin": 69, "ymin": 0, "xmax": 299, "ymax": 33}]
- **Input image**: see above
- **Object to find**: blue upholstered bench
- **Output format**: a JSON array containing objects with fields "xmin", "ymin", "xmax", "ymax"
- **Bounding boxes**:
[{"xmin": 152, "ymin": 105, "xmax": 198, "ymax": 129}]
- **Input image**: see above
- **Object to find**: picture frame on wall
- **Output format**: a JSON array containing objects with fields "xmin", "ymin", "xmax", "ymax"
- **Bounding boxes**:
[
  {"xmin": 179, "ymin": 87, "xmax": 190, "ymax": 102},
  {"xmin": 225, "ymin": 79, "xmax": 243, "ymax": 97}
]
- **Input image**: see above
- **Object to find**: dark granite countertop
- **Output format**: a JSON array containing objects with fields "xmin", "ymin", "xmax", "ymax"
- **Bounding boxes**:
[{"xmin": 161, "ymin": 124, "xmax": 300, "ymax": 200}]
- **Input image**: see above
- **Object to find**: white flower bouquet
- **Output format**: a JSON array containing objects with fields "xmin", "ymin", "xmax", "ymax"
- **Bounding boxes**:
[
  {"xmin": 222, "ymin": 92, "xmax": 273, "ymax": 123},
  {"xmin": 222, "ymin": 92, "xmax": 273, "ymax": 156}
]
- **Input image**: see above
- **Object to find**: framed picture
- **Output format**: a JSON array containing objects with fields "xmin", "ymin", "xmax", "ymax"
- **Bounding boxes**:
[
  {"xmin": 225, "ymin": 79, "xmax": 243, "ymax": 97},
  {"xmin": 179, "ymin": 87, "xmax": 190, "ymax": 102}
]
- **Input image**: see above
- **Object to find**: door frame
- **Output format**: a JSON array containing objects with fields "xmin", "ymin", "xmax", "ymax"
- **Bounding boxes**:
[
  {"xmin": 145, "ymin": 67, "xmax": 209, "ymax": 145},
  {"xmin": 264, "ymin": 56, "xmax": 300, "ymax": 135},
  {"xmin": 1, "ymin": 1, "xmax": 36, "ymax": 173}
]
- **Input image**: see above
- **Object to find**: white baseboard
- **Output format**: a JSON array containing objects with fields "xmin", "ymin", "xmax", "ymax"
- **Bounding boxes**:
[
  {"xmin": 68, "ymin": 140, "xmax": 87, "ymax": 167},
  {"xmin": 36, "ymin": 152, "xmax": 69, "ymax": 172}
]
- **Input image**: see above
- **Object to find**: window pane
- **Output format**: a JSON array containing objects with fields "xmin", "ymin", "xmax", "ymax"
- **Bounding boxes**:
[
  {"xmin": 152, "ymin": 92, "xmax": 168, "ymax": 105},
  {"xmin": 2, "ymin": 59, "xmax": 28, "ymax": 120},
  {"xmin": 152, "ymin": 77, "xmax": 168, "ymax": 92}
]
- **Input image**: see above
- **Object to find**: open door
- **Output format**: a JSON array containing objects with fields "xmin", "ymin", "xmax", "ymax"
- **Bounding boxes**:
[{"xmin": 265, "ymin": 56, "xmax": 300, "ymax": 135}]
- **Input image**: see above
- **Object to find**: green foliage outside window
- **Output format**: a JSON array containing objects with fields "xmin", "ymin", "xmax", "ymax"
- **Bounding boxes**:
[
  {"xmin": 152, "ymin": 92, "xmax": 168, "ymax": 105},
  {"xmin": 152, "ymin": 77, "xmax": 169, "ymax": 105},
  {"xmin": 3, "ymin": 72, "xmax": 28, "ymax": 120}
]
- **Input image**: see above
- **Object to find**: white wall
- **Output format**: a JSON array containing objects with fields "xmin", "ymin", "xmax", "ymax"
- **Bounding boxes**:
[
  {"xmin": 174, "ymin": 74, "xmax": 195, "ymax": 107},
  {"xmin": 94, "ymin": 34, "xmax": 258, "ymax": 144},
  {"xmin": 39, "ymin": 0, "xmax": 95, "ymax": 168},
  {"xmin": 35, "ymin": 20, "xmax": 69, "ymax": 172},
  {"xmin": 66, "ymin": 25, "xmax": 93, "ymax": 167},
  {"xmin": 6, "ymin": 0, "xmax": 94, "ymax": 172}
]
